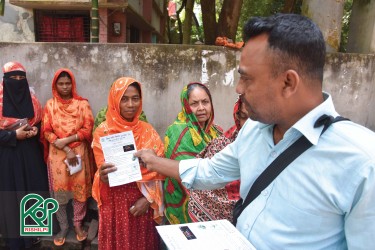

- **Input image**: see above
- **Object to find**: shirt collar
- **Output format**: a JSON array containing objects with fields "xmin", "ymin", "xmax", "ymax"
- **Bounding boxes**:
[
  {"xmin": 292, "ymin": 92, "xmax": 338, "ymax": 145},
  {"xmin": 257, "ymin": 92, "xmax": 339, "ymax": 145}
]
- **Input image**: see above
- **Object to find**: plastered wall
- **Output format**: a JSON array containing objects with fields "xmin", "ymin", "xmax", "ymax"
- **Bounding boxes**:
[{"xmin": 0, "ymin": 42, "xmax": 374, "ymax": 136}]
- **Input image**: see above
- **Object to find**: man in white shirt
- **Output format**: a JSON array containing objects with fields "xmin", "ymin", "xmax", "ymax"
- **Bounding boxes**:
[{"xmin": 131, "ymin": 14, "xmax": 375, "ymax": 249}]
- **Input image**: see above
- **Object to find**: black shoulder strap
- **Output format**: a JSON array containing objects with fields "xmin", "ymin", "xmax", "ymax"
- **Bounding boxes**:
[{"xmin": 234, "ymin": 115, "xmax": 349, "ymax": 223}]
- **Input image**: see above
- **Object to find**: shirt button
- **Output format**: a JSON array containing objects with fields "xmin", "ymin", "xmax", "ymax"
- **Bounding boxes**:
[
  {"xmin": 263, "ymin": 190, "xmax": 269, "ymax": 196},
  {"xmin": 243, "ymin": 224, "xmax": 249, "ymax": 229},
  {"xmin": 271, "ymin": 151, "xmax": 277, "ymax": 157}
]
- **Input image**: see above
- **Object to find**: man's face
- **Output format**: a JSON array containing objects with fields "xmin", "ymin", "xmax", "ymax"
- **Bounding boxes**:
[{"xmin": 236, "ymin": 34, "xmax": 283, "ymax": 124}]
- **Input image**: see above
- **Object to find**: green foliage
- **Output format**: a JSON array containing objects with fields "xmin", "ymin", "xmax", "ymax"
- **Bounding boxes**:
[
  {"xmin": 236, "ymin": 0, "xmax": 286, "ymax": 41},
  {"xmin": 339, "ymin": 0, "xmax": 353, "ymax": 52},
  {"xmin": 0, "ymin": 0, "xmax": 5, "ymax": 16}
]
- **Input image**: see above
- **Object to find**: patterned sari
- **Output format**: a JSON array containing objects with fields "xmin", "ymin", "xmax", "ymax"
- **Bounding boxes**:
[
  {"xmin": 188, "ymin": 99, "xmax": 242, "ymax": 223},
  {"xmin": 164, "ymin": 82, "xmax": 222, "ymax": 224},
  {"xmin": 41, "ymin": 68, "xmax": 94, "ymax": 204},
  {"xmin": 92, "ymin": 77, "xmax": 165, "ymax": 250}
]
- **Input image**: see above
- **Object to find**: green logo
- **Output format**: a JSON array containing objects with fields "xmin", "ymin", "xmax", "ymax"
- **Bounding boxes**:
[{"xmin": 20, "ymin": 193, "xmax": 59, "ymax": 236}]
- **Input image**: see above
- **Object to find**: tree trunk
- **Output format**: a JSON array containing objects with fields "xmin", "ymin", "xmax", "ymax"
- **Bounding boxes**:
[
  {"xmin": 91, "ymin": 0, "xmax": 99, "ymax": 43},
  {"xmin": 302, "ymin": 0, "xmax": 345, "ymax": 52},
  {"xmin": 182, "ymin": 0, "xmax": 195, "ymax": 44},
  {"xmin": 176, "ymin": 0, "xmax": 187, "ymax": 44},
  {"xmin": 200, "ymin": 0, "xmax": 217, "ymax": 45},
  {"xmin": 217, "ymin": 0, "xmax": 243, "ymax": 42},
  {"xmin": 282, "ymin": 0, "xmax": 297, "ymax": 13},
  {"xmin": 0, "ymin": 0, "xmax": 5, "ymax": 16}
]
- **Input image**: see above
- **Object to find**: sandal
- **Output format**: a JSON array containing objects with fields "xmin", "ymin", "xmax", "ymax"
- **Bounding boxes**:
[
  {"xmin": 53, "ymin": 228, "xmax": 69, "ymax": 246},
  {"xmin": 75, "ymin": 226, "xmax": 88, "ymax": 242}
]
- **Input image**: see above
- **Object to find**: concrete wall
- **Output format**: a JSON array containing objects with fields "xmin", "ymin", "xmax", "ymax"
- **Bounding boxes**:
[
  {"xmin": 0, "ymin": 42, "xmax": 374, "ymax": 138},
  {"xmin": 0, "ymin": 2, "xmax": 34, "ymax": 42}
]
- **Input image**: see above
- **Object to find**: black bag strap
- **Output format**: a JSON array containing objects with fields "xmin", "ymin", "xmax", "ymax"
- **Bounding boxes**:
[{"xmin": 234, "ymin": 115, "xmax": 349, "ymax": 223}]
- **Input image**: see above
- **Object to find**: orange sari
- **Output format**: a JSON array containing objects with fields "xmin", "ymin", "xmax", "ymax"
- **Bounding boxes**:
[
  {"xmin": 92, "ymin": 77, "xmax": 165, "ymax": 224},
  {"xmin": 41, "ymin": 68, "xmax": 94, "ymax": 204}
]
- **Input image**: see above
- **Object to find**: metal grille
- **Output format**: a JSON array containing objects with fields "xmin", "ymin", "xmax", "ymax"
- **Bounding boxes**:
[{"xmin": 34, "ymin": 10, "xmax": 90, "ymax": 42}]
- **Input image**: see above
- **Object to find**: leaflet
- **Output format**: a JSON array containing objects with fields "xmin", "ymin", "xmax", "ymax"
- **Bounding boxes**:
[
  {"xmin": 99, "ymin": 131, "xmax": 142, "ymax": 187},
  {"xmin": 156, "ymin": 219, "xmax": 256, "ymax": 250},
  {"xmin": 64, "ymin": 154, "xmax": 82, "ymax": 175}
]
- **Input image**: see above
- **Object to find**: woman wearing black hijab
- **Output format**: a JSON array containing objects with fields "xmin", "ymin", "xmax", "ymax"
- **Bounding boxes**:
[{"xmin": 0, "ymin": 62, "xmax": 49, "ymax": 250}]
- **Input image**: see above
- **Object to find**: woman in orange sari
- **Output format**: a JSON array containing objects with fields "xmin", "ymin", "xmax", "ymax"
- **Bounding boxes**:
[
  {"xmin": 41, "ymin": 69, "xmax": 94, "ymax": 246},
  {"xmin": 92, "ymin": 77, "xmax": 165, "ymax": 250}
]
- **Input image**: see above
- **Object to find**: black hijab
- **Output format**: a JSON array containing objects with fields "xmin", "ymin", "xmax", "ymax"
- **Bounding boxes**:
[{"xmin": 2, "ymin": 70, "xmax": 34, "ymax": 119}]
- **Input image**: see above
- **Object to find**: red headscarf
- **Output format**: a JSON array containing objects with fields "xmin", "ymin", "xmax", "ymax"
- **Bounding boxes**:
[
  {"xmin": 93, "ymin": 77, "xmax": 165, "ymax": 180},
  {"xmin": 0, "ymin": 61, "xmax": 42, "ymax": 129},
  {"xmin": 41, "ymin": 68, "xmax": 94, "ymax": 162}
]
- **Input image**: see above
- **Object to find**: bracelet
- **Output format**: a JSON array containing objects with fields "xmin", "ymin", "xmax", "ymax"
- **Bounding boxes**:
[
  {"xmin": 75, "ymin": 134, "xmax": 79, "ymax": 141},
  {"xmin": 65, "ymin": 148, "xmax": 72, "ymax": 154}
]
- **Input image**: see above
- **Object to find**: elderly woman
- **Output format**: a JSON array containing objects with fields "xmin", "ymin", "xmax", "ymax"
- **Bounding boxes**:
[
  {"xmin": 92, "ymin": 77, "xmax": 165, "ymax": 250},
  {"xmin": 41, "ymin": 68, "xmax": 94, "ymax": 246},
  {"xmin": 0, "ymin": 61, "xmax": 48, "ymax": 249},
  {"xmin": 188, "ymin": 98, "xmax": 249, "ymax": 223},
  {"xmin": 164, "ymin": 82, "xmax": 222, "ymax": 224}
]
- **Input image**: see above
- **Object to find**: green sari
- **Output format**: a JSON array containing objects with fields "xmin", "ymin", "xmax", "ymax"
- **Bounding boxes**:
[{"xmin": 164, "ymin": 83, "xmax": 222, "ymax": 224}]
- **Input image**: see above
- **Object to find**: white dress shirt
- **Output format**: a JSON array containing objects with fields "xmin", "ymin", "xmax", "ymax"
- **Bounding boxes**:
[{"xmin": 180, "ymin": 93, "xmax": 375, "ymax": 249}]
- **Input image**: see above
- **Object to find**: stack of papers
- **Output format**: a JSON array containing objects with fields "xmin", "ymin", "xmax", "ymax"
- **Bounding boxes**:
[{"xmin": 156, "ymin": 219, "xmax": 256, "ymax": 250}]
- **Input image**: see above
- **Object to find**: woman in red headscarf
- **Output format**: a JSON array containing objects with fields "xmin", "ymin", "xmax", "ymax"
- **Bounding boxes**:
[
  {"xmin": 92, "ymin": 77, "xmax": 165, "ymax": 250},
  {"xmin": 0, "ymin": 61, "xmax": 49, "ymax": 250},
  {"xmin": 41, "ymin": 68, "xmax": 94, "ymax": 246}
]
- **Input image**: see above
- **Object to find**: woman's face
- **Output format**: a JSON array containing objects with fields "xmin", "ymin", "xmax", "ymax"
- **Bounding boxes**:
[
  {"xmin": 56, "ymin": 76, "xmax": 73, "ymax": 100},
  {"xmin": 120, "ymin": 85, "xmax": 141, "ymax": 122},
  {"xmin": 188, "ymin": 87, "xmax": 212, "ymax": 127}
]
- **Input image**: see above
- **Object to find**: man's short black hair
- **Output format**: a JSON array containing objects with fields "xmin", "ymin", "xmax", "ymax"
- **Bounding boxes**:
[{"xmin": 243, "ymin": 14, "xmax": 326, "ymax": 83}]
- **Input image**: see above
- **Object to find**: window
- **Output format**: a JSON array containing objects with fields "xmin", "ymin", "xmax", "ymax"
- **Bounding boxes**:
[{"xmin": 34, "ymin": 10, "xmax": 90, "ymax": 42}]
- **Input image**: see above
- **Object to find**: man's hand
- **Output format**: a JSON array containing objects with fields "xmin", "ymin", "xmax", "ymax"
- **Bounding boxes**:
[
  {"xmin": 99, "ymin": 162, "xmax": 117, "ymax": 183},
  {"xmin": 129, "ymin": 197, "xmax": 151, "ymax": 217},
  {"xmin": 134, "ymin": 149, "xmax": 157, "ymax": 171},
  {"xmin": 134, "ymin": 149, "xmax": 181, "ymax": 180}
]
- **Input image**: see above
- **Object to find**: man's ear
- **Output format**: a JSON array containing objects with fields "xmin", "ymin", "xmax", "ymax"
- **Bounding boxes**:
[{"xmin": 282, "ymin": 69, "xmax": 300, "ymax": 98}]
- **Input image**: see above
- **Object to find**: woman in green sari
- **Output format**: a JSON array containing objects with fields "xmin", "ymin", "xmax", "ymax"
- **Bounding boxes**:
[{"xmin": 164, "ymin": 82, "xmax": 222, "ymax": 224}]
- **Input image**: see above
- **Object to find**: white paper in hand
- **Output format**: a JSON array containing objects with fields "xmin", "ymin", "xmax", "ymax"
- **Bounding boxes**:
[
  {"xmin": 64, "ymin": 155, "xmax": 82, "ymax": 175},
  {"xmin": 99, "ymin": 131, "xmax": 142, "ymax": 187}
]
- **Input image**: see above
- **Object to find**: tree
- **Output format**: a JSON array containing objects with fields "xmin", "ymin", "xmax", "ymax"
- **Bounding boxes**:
[
  {"xmin": 183, "ymin": 0, "xmax": 195, "ymax": 44},
  {"xmin": 200, "ymin": 0, "xmax": 217, "ymax": 44},
  {"xmin": 217, "ymin": 0, "xmax": 243, "ymax": 41},
  {"xmin": 0, "ymin": 0, "xmax": 5, "ymax": 16},
  {"xmin": 200, "ymin": 0, "xmax": 243, "ymax": 45}
]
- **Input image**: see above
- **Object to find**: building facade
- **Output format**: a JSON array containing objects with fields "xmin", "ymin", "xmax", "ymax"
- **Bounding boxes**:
[{"xmin": 1, "ymin": 0, "xmax": 167, "ymax": 43}]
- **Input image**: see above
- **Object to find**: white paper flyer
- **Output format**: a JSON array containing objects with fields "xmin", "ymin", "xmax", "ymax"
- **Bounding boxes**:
[
  {"xmin": 156, "ymin": 219, "xmax": 256, "ymax": 250},
  {"xmin": 99, "ymin": 131, "xmax": 142, "ymax": 187}
]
